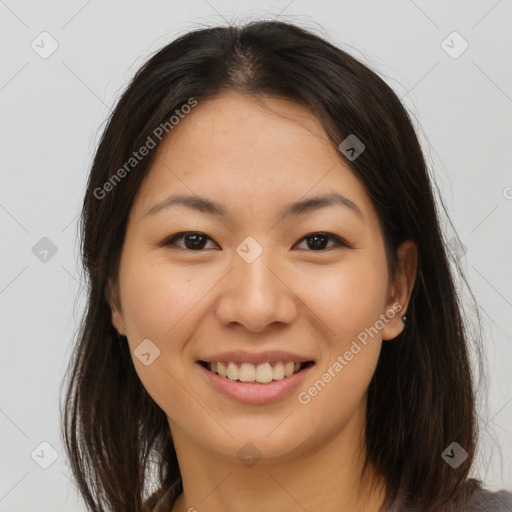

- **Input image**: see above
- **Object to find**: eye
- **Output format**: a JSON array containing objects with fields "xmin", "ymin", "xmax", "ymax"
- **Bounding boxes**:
[
  {"xmin": 163, "ymin": 232, "xmax": 219, "ymax": 251},
  {"xmin": 163, "ymin": 231, "xmax": 349, "ymax": 252},
  {"xmin": 294, "ymin": 232, "xmax": 349, "ymax": 251}
]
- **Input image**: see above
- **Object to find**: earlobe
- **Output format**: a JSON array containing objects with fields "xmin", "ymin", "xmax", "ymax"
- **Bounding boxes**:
[
  {"xmin": 111, "ymin": 310, "xmax": 127, "ymax": 337},
  {"xmin": 106, "ymin": 278, "xmax": 127, "ymax": 336},
  {"xmin": 381, "ymin": 306, "xmax": 407, "ymax": 341},
  {"xmin": 382, "ymin": 240, "xmax": 418, "ymax": 341}
]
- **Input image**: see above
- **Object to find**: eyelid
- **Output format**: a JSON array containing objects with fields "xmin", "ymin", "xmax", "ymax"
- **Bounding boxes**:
[
  {"xmin": 296, "ymin": 232, "xmax": 351, "ymax": 250},
  {"xmin": 162, "ymin": 231, "xmax": 219, "ymax": 250},
  {"xmin": 162, "ymin": 231, "xmax": 351, "ymax": 251}
]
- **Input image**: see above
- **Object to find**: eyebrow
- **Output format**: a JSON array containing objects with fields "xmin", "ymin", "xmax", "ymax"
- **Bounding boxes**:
[{"xmin": 143, "ymin": 192, "xmax": 364, "ymax": 221}]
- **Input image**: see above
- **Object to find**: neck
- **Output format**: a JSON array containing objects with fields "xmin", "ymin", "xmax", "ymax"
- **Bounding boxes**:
[{"xmin": 168, "ymin": 410, "xmax": 388, "ymax": 512}]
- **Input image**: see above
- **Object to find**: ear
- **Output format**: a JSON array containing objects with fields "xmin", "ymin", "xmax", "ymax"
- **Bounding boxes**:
[
  {"xmin": 106, "ymin": 277, "xmax": 127, "ymax": 336},
  {"xmin": 381, "ymin": 240, "xmax": 418, "ymax": 341}
]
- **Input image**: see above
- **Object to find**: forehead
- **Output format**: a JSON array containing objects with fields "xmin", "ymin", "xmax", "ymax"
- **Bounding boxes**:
[{"xmin": 130, "ymin": 93, "xmax": 376, "ymax": 226}]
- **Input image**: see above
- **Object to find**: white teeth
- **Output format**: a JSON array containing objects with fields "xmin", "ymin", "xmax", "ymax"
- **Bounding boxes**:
[
  {"xmin": 272, "ymin": 361, "xmax": 285, "ymax": 380},
  {"xmin": 255, "ymin": 362, "xmax": 273, "ymax": 383},
  {"xmin": 217, "ymin": 361, "xmax": 227, "ymax": 378},
  {"xmin": 239, "ymin": 363, "xmax": 256, "ymax": 382},
  {"xmin": 226, "ymin": 361, "xmax": 239, "ymax": 380},
  {"xmin": 207, "ymin": 360, "xmax": 307, "ymax": 383}
]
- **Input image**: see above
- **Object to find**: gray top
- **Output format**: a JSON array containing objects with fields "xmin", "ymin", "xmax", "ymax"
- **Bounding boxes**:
[
  {"xmin": 464, "ymin": 487, "xmax": 512, "ymax": 511},
  {"xmin": 149, "ymin": 478, "xmax": 512, "ymax": 511}
]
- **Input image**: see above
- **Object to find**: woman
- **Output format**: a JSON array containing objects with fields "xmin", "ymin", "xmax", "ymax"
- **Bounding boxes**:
[{"xmin": 61, "ymin": 20, "xmax": 512, "ymax": 511}]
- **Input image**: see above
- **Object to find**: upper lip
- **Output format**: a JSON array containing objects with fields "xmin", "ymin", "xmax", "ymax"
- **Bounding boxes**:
[{"xmin": 198, "ymin": 350, "xmax": 315, "ymax": 365}]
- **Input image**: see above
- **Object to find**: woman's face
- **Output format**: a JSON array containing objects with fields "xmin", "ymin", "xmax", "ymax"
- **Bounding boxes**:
[{"xmin": 109, "ymin": 93, "xmax": 414, "ymax": 464}]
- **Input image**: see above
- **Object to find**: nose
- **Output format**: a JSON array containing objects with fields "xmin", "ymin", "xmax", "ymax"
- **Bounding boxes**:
[{"xmin": 214, "ymin": 252, "xmax": 298, "ymax": 333}]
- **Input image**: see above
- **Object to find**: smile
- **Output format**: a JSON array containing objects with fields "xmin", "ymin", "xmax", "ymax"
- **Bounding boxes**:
[{"xmin": 198, "ymin": 360, "xmax": 314, "ymax": 384}]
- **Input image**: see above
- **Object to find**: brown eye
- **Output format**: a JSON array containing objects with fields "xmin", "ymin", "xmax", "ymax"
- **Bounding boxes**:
[
  {"xmin": 295, "ymin": 232, "xmax": 349, "ymax": 251},
  {"xmin": 164, "ymin": 232, "xmax": 218, "ymax": 251},
  {"xmin": 163, "ymin": 231, "xmax": 349, "ymax": 252}
]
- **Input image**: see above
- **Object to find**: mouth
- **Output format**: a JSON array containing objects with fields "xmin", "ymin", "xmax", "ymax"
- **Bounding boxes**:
[{"xmin": 197, "ymin": 360, "xmax": 315, "ymax": 385}]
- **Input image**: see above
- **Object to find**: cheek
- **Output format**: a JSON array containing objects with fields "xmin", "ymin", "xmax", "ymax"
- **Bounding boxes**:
[
  {"xmin": 295, "ymin": 265, "xmax": 386, "ymax": 435},
  {"xmin": 118, "ymin": 253, "xmax": 198, "ymax": 340},
  {"xmin": 294, "ymin": 255, "xmax": 388, "ymax": 413},
  {"xmin": 303, "ymin": 256, "xmax": 389, "ymax": 343},
  {"xmin": 117, "ymin": 253, "xmax": 200, "ymax": 412}
]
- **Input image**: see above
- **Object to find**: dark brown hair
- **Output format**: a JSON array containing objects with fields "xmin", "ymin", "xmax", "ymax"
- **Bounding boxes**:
[{"xmin": 61, "ymin": 20, "xmax": 485, "ymax": 511}]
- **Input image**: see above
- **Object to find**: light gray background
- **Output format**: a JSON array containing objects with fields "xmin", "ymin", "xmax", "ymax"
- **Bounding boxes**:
[{"xmin": 1, "ymin": 1, "xmax": 511, "ymax": 510}]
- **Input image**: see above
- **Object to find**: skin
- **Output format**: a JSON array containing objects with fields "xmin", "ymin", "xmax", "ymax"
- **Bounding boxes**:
[{"xmin": 108, "ymin": 93, "xmax": 417, "ymax": 512}]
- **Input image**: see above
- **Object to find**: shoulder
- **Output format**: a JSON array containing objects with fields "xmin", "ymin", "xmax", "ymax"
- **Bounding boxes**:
[
  {"xmin": 465, "ymin": 486, "xmax": 512, "ymax": 511},
  {"xmin": 385, "ymin": 480, "xmax": 512, "ymax": 511},
  {"xmin": 144, "ymin": 479, "xmax": 512, "ymax": 511}
]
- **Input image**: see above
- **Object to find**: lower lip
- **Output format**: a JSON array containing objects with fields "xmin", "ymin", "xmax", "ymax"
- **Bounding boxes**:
[{"xmin": 197, "ymin": 362, "xmax": 315, "ymax": 405}]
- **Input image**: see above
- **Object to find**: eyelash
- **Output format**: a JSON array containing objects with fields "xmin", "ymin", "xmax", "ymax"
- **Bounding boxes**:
[{"xmin": 162, "ymin": 231, "xmax": 350, "ymax": 252}]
